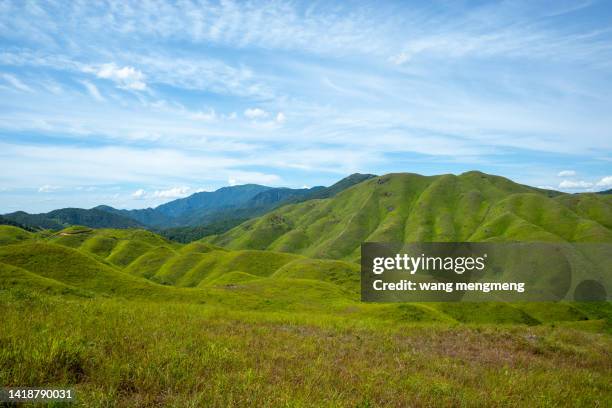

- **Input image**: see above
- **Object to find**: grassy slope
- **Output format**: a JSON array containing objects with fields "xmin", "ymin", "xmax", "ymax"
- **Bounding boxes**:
[
  {"xmin": 0, "ymin": 242, "xmax": 183, "ymax": 299},
  {"xmin": 0, "ymin": 262, "xmax": 88, "ymax": 297},
  {"xmin": 0, "ymin": 225, "xmax": 33, "ymax": 245},
  {"xmin": 1, "ymin": 225, "xmax": 610, "ymax": 329},
  {"xmin": 0, "ymin": 241, "xmax": 376, "ymax": 319},
  {"xmin": 555, "ymin": 193, "xmax": 612, "ymax": 230},
  {"xmin": 208, "ymin": 172, "xmax": 612, "ymax": 261},
  {"xmin": 1, "ymin": 293, "xmax": 610, "ymax": 407}
]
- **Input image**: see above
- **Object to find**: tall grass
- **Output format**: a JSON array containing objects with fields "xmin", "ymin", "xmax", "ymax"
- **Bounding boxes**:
[{"xmin": 1, "ymin": 291, "xmax": 610, "ymax": 407}]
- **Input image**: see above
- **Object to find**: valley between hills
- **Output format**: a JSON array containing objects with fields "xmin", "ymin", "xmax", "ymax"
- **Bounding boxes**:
[{"xmin": 1, "ymin": 171, "xmax": 611, "ymax": 406}]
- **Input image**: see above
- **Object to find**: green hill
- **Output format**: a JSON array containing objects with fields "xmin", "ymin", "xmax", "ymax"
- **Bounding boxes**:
[
  {"xmin": 0, "ymin": 238, "xmax": 362, "ymax": 314},
  {"xmin": 0, "ymin": 242, "xmax": 171, "ymax": 297},
  {"xmin": 554, "ymin": 193, "xmax": 612, "ymax": 230},
  {"xmin": 0, "ymin": 225, "xmax": 34, "ymax": 245},
  {"xmin": 0, "ymin": 170, "xmax": 611, "ymax": 328},
  {"xmin": 0, "ymin": 261, "xmax": 88, "ymax": 297},
  {"xmin": 208, "ymin": 172, "xmax": 611, "ymax": 261},
  {"xmin": 1, "ymin": 224, "xmax": 610, "ymax": 329}
]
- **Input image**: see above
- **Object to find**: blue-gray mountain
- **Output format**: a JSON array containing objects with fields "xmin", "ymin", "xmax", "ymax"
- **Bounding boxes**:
[
  {"xmin": 1, "ymin": 208, "xmax": 143, "ymax": 230},
  {"xmin": 1, "ymin": 174, "xmax": 377, "ymax": 239}
]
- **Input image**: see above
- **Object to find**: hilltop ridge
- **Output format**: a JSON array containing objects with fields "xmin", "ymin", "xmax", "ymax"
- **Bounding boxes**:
[{"xmin": 207, "ymin": 171, "xmax": 611, "ymax": 260}]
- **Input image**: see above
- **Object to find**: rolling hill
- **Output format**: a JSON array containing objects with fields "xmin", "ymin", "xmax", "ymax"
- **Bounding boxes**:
[
  {"xmin": 11, "ymin": 226, "xmax": 359, "ymax": 293},
  {"xmin": 0, "ymin": 170, "xmax": 610, "ymax": 325},
  {"xmin": 0, "ymin": 226, "xmax": 361, "ymax": 313},
  {"xmin": 207, "ymin": 171, "xmax": 612, "ymax": 261},
  {"xmin": 1, "ymin": 223, "xmax": 610, "ymax": 328}
]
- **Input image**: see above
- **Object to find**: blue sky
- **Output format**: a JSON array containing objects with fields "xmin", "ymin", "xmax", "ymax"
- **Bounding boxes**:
[{"xmin": 1, "ymin": 0, "xmax": 611, "ymax": 213}]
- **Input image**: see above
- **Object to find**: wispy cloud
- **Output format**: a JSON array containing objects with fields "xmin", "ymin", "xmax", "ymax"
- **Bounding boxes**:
[
  {"xmin": 87, "ymin": 63, "xmax": 146, "ymax": 91},
  {"xmin": 0, "ymin": 1, "xmax": 611, "ymax": 211},
  {"xmin": 130, "ymin": 186, "xmax": 204, "ymax": 201},
  {"xmin": 244, "ymin": 108, "xmax": 268, "ymax": 119},
  {"xmin": 80, "ymin": 80, "xmax": 104, "ymax": 101},
  {"xmin": 38, "ymin": 184, "xmax": 59, "ymax": 193},
  {"xmin": 152, "ymin": 186, "xmax": 191, "ymax": 199},
  {"xmin": 1, "ymin": 73, "xmax": 33, "ymax": 92}
]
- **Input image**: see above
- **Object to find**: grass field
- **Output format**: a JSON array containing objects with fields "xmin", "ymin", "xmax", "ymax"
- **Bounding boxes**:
[{"xmin": 1, "ymin": 291, "xmax": 611, "ymax": 407}]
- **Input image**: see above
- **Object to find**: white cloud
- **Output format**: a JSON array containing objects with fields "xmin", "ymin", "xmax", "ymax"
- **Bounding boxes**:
[
  {"xmin": 152, "ymin": 186, "xmax": 191, "ymax": 199},
  {"xmin": 0, "ymin": 143, "xmax": 294, "ymax": 195},
  {"xmin": 557, "ymin": 170, "xmax": 576, "ymax": 177},
  {"xmin": 190, "ymin": 109, "xmax": 217, "ymax": 121},
  {"xmin": 275, "ymin": 112, "xmax": 286, "ymax": 124},
  {"xmin": 80, "ymin": 80, "xmax": 104, "ymax": 101},
  {"xmin": 91, "ymin": 63, "xmax": 146, "ymax": 91},
  {"xmin": 2, "ymin": 2, "xmax": 612, "ymax": 213},
  {"xmin": 126, "ymin": 53, "xmax": 272, "ymax": 98},
  {"xmin": 559, "ymin": 180, "xmax": 593, "ymax": 189},
  {"xmin": 244, "ymin": 108, "xmax": 268, "ymax": 119},
  {"xmin": 131, "ymin": 189, "xmax": 146, "ymax": 199},
  {"xmin": 388, "ymin": 52, "xmax": 410, "ymax": 65},
  {"xmin": 596, "ymin": 176, "xmax": 612, "ymax": 187},
  {"xmin": 38, "ymin": 184, "xmax": 59, "ymax": 192},
  {"xmin": 41, "ymin": 80, "xmax": 62, "ymax": 94},
  {"xmin": 1, "ymin": 73, "xmax": 32, "ymax": 92},
  {"xmin": 558, "ymin": 176, "xmax": 612, "ymax": 191}
]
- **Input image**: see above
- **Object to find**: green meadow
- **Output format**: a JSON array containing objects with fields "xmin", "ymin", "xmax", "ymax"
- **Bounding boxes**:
[
  {"xmin": 1, "ymin": 172, "xmax": 611, "ymax": 407},
  {"xmin": 3, "ymin": 293, "xmax": 612, "ymax": 407}
]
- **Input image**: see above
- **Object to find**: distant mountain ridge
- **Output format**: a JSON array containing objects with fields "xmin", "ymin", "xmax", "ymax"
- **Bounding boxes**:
[
  {"xmin": 156, "ymin": 184, "xmax": 272, "ymax": 220},
  {"xmin": 95, "ymin": 174, "xmax": 375, "ymax": 230},
  {"xmin": 93, "ymin": 205, "xmax": 175, "ymax": 228},
  {"xmin": 3, "ymin": 208, "xmax": 143, "ymax": 230},
  {"xmin": 2, "ymin": 173, "xmax": 376, "ymax": 233},
  {"xmin": 0, "ymin": 215, "xmax": 36, "ymax": 231}
]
